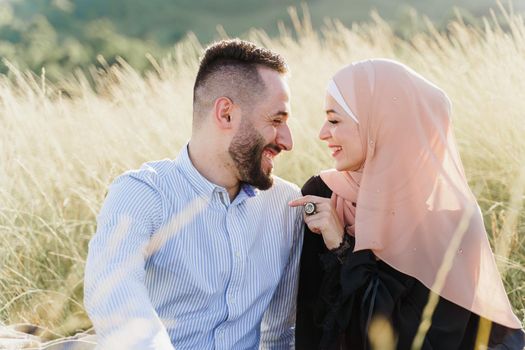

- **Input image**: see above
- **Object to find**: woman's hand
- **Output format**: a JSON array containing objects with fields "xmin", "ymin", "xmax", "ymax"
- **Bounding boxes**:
[{"xmin": 289, "ymin": 195, "xmax": 345, "ymax": 249}]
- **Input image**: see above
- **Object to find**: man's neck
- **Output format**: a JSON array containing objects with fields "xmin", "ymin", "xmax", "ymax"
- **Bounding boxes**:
[{"xmin": 187, "ymin": 140, "xmax": 240, "ymax": 201}]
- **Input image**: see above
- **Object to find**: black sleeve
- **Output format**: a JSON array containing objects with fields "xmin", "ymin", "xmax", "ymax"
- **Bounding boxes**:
[
  {"xmin": 295, "ymin": 175, "xmax": 333, "ymax": 349},
  {"xmin": 393, "ymin": 275, "xmax": 525, "ymax": 350},
  {"xmin": 393, "ymin": 280, "xmax": 472, "ymax": 349}
]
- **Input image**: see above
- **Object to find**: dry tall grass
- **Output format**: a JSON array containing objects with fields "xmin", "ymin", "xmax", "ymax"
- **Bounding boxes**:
[{"xmin": 0, "ymin": 4, "xmax": 524, "ymax": 345}]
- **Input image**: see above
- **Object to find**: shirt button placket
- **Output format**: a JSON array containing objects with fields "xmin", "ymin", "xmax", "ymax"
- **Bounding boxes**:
[
  {"xmin": 226, "ymin": 205, "xmax": 242, "ymax": 319},
  {"xmin": 215, "ymin": 328, "xmax": 226, "ymax": 349}
]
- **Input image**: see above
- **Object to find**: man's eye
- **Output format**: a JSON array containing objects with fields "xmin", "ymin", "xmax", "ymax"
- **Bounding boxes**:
[{"xmin": 272, "ymin": 119, "xmax": 282, "ymax": 125}]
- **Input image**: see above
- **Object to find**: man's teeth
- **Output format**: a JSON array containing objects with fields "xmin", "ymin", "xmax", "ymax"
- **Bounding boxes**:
[
  {"xmin": 334, "ymin": 146, "xmax": 342, "ymax": 151},
  {"xmin": 263, "ymin": 150, "xmax": 274, "ymax": 158}
]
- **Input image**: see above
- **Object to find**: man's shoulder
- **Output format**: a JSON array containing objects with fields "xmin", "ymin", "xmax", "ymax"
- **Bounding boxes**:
[
  {"xmin": 115, "ymin": 159, "xmax": 177, "ymax": 191},
  {"xmin": 262, "ymin": 176, "xmax": 300, "ymax": 199},
  {"xmin": 272, "ymin": 176, "xmax": 300, "ymax": 191}
]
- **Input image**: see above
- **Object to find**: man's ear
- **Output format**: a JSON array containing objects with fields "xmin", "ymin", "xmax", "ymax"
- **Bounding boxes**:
[{"xmin": 213, "ymin": 97, "xmax": 234, "ymax": 130}]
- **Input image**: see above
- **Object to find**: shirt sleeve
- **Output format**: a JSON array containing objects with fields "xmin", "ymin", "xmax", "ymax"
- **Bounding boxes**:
[
  {"xmin": 83, "ymin": 174, "xmax": 175, "ymax": 350},
  {"xmin": 259, "ymin": 206, "xmax": 305, "ymax": 349}
]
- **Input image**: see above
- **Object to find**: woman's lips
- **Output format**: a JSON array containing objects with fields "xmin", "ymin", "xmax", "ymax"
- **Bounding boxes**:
[{"xmin": 329, "ymin": 145, "xmax": 342, "ymax": 158}]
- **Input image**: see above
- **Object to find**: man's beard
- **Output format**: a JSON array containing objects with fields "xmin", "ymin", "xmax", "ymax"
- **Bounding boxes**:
[{"xmin": 228, "ymin": 119, "xmax": 277, "ymax": 191}]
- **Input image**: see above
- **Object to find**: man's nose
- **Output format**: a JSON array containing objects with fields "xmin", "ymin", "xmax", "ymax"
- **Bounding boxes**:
[{"xmin": 277, "ymin": 124, "xmax": 293, "ymax": 151}]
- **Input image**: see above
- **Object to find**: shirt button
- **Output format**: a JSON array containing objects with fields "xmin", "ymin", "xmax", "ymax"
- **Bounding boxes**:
[{"xmin": 235, "ymin": 251, "xmax": 241, "ymax": 258}]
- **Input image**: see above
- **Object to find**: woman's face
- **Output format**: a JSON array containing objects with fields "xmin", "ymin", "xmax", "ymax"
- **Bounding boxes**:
[{"xmin": 318, "ymin": 93, "xmax": 365, "ymax": 171}]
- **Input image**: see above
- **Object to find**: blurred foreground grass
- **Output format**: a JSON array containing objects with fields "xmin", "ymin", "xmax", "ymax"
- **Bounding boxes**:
[{"xmin": 0, "ymin": 4, "xmax": 524, "ymax": 341}]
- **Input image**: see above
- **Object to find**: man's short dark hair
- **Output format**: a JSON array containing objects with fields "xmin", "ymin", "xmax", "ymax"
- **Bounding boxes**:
[{"xmin": 192, "ymin": 39, "xmax": 288, "ymax": 125}]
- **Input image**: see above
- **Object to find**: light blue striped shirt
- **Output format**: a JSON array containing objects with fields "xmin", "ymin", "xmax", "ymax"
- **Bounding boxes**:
[{"xmin": 84, "ymin": 145, "xmax": 304, "ymax": 349}]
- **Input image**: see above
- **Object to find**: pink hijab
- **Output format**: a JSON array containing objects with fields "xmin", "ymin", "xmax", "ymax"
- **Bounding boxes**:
[{"xmin": 320, "ymin": 59, "xmax": 521, "ymax": 329}]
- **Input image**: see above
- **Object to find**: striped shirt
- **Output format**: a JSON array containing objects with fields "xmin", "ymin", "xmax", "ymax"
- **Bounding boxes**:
[{"xmin": 84, "ymin": 145, "xmax": 304, "ymax": 349}]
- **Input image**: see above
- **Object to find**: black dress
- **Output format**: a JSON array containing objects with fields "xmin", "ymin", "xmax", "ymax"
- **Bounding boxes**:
[{"xmin": 295, "ymin": 175, "xmax": 525, "ymax": 350}]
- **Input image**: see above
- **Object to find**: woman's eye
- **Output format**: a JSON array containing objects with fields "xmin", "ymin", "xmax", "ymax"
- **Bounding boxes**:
[{"xmin": 328, "ymin": 120, "xmax": 338, "ymax": 125}]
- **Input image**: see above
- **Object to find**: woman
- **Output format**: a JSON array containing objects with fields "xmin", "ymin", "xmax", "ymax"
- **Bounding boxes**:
[{"xmin": 289, "ymin": 59, "xmax": 524, "ymax": 349}]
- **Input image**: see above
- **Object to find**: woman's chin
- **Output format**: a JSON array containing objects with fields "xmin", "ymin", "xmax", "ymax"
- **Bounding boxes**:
[
  {"xmin": 334, "ymin": 162, "xmax": 348, "ymax": 172},
  {"xmin": 334, "ymin": 161, "xmax": 357, "ymax": 172}
]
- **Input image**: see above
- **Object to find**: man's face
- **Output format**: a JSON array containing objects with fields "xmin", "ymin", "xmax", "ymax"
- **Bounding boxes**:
[{"xmin": 228, "ymin": 68, "xmax": 292, "ymax": 190}]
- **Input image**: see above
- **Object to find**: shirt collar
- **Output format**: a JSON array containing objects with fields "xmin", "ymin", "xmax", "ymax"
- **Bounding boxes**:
[
  {"xmin": 174, "ymin": 145, "xmax": 217, "ymax": 199},
  {"xmin": 241, "ymin": 183, "xmax": 258, "ymax": 198},
  {"xmin": 174, "ymin": 144, "xmax": 259, "ymax": 203}
]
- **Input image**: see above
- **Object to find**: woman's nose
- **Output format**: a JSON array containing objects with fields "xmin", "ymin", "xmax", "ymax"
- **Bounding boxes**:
[{"xmin": 318, "ymin": 122, "xmax": 330, "ymax": 141}]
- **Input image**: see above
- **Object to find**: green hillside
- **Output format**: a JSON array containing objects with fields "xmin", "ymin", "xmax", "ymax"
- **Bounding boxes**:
[{"xmin": 0, "ymin": 0, "xmax": 520, "ymax": 78}]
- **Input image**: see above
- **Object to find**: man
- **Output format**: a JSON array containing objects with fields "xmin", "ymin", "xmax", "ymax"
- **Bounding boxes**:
[{"xmin": 84, "ymin": 39, "xmax": 304, "ymax": 349}]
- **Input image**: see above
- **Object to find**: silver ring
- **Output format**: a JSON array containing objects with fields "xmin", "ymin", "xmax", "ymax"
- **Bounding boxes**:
[{"xmin": 304, "ymin": 202, "xmax": 317, "ymax": 216}]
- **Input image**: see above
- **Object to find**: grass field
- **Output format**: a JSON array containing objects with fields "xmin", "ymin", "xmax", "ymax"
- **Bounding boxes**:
[{"xmin": 0, "ymin": 4, "xmax": 524, "ymax": 345}]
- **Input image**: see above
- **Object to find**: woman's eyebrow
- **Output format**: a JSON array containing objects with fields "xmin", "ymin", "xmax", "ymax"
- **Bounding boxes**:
[{"xmin": 326, "ymin": 109, "xmax": 338, "ymax": 115}]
